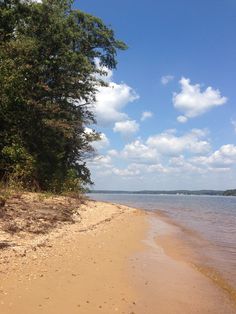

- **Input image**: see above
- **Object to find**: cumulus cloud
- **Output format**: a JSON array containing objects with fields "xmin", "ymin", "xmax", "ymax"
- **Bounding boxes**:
[
  {"xmin": 111, "ymin": 129, "xmax": 210, "ymax": 166},
  {"xmin": 121, "ymin": 140, "xmax": 158, "ymax": 163},
  {"xmin": 161, "ymin": 75, "xmax": 174, "ymax": 85},
  {"xmin": 147, "ymin": 163, "xmax": 169, "ymax": 173},
  {"xmin": 107, "ymin": 149, "xmax": 119, "ymax": 157},
  {"xmin": 141, "ymin": 111, "xmax": 153, "ymax": 121},
  {"xmin": 169, "ymin": 155, "xmax": 205, "ymax": 174},
  {"xmin": 112, "ymin": 164, "xmax": 142, "ymax": 177},
  {"xmin": 167, "ymin": 145, "xmax": 236, "ymax": 174},
  {"xmin": 84, "ymin": 128, "xmax": 109, "ymax": 150},
  {"xmin": 88, "ymin": 118, "xmax": 236, "ymax": 184},
  {"xmin": 88, "ymin": 142, "xmax": 236, "ymax": 183},
  {"xmin": 88, "ymin": 154, "xmax": 112, "ymax": 169},
  {"xmin": 93, "ymin": 133, "xmax": 110, "ymax": 150},
  {"xmin": 173, "ymin": 77, "xmax": 227, "ymax": 122},
  {"xmin": 111, "ymin": 163, "xmax": 168, "ymax": 178},
  {"xmin": 94, "ymin": 82, "xmax": 139, "ymax": 126},
  {"xmin": 177, "ymin": 115, "xmax": 188, "ymax": 123},
  {"xmin": 99, "ymin": 128, "xmax": 210, "ymax": 163},
  {"xmin": 146, "ymin": 129, "xmax": 210, "ymax": 156},
  {"xmin": 73, "ymin": 59, "xmax": 139, "ymax": 127},
  {"xmin": 113, "ymin": 120, "xmax": 139, "ymax": 137},
  {"xmin": 191, "ymin": 144, "xmax": 236, "ymax": 168},
  {"xmin": 93, "ymin": 81, "xmax": 139, "ymax": 126}
]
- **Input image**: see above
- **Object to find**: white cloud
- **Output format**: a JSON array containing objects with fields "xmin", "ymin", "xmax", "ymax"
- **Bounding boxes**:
[
  {"xmin": 84, "ymin": 128, "xmax": 109, "ymax": 150},
  {"xmin": 166, "ymin": 146, "xmax": 236, "ymax": 174},
  {"xmin": 88, "ymin": 142, "xmax": 236, "ymax": 185},
  {"xmin": 88, "ymin": 154, "xmax": 112, "ymax": 170},
  {"xmin": 84, "ymin": 127, "xmax": 94, "ymax": 135},
  {"xmin": 147, "ymin": 163, "xmax": 169, "ymax": 173},
  {"xmin": 121, "ymin": 140, "xmax": 158, "ymax": 163},
  {"xmin": 161, "ymin": 75, "xmax": 174, "ymax": 85},
  {"xmin": 112, "ymin": 164, "xmax": 141, "ymax": 177},
  {"xmin": 177, "ymin": 115, "xmax": 188, "ymax": 123},
  {"xmin": 97, "ymin": 129, "xmax": 211, "ymax": 170},
  {"xmin": 93, "ymin": 133, "xmax": 110, "ymax": 150},
  {"xmin": 169, "ymin": 155, "xmax": 205, "ymax": 174},
  {"xmin": 107, "ymin": 149, "xmax": 119, "ymax": 157},
  {"xmin": 146, "ymin": 129, "xmax": 210, "ymax": 156},
  {"xmin": 88, "ymin": 154, "xmax": 114, "ymax": 177},
  {"xmin": 191, "ymin": 144, "xmax": 236, "ymax": 168},
  {"xmin": 94, "ymin": 82, "xmax": 139, "ymax": 126},
  {"xmin": 141, "ymin": 111, "xmax": 153, "ymax": 121},
  {"xmin": 173, "ymin": 77, "xmax": 227, "ymax": 122},
  {"xmin": 113, "ymin": 120, "xmax": 139, "ymax": 137}
]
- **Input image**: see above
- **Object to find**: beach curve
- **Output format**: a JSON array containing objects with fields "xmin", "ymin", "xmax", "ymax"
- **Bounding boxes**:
[{"xmin": 0, "ymin": 199, "xmax": 235, "ymax": 314}]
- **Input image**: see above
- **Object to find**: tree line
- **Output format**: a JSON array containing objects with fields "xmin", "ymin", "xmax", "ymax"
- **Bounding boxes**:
[{"xmin": 0, "ymin": 0, "xmax": 126, "ymax": 192}]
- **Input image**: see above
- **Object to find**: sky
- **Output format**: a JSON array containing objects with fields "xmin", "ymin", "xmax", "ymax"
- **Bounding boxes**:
[{"xmin": 75, "ymin": 0, "xmax": 236, "ymax": 190}]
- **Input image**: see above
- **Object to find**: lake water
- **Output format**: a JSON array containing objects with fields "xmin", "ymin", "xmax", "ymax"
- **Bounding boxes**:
[{"xmin": 89, "ymin": 193, "xmax": 236, "ymax": 295}]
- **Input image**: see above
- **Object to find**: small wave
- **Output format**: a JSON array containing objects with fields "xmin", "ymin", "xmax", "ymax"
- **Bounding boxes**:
[{"xmin": 192, "ymin": 263, "xmax": 236, "ymax": 304}]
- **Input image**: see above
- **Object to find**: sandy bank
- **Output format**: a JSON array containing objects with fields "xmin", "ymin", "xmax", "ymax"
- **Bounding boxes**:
[{"xmin": 0, "ymin": 198, "xmax": 235, "ymax": 313}]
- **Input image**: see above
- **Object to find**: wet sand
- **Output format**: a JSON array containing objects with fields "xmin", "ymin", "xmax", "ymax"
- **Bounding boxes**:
[
  {"xmin": 133, "ymin": 214, "xmax": 236, "ymax": 313},
  {"xmin": 0, "ymin": 201, "xmax": 235, "ymax": 313}
]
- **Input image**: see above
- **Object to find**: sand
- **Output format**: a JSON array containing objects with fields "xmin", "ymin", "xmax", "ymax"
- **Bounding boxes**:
[{"xmin": 0, "ymin": 199, "xmax": 236, "ymax": 314}]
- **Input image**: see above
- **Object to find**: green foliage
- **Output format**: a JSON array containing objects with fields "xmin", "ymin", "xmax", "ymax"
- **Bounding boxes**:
[
  {"xmin": 0, "ymin": 0, "xmax": 126, "ymax": 192},
  {"xmin": 61, "ymin": 169, "xmax": 86, "ymax": 193},
  {"xmin": 2, "ymin": 142, "xmax": 36, "ymax": 188},
  {"xmin": 223, "ymin": 189, "xmax": 236, "ymax": 196}
]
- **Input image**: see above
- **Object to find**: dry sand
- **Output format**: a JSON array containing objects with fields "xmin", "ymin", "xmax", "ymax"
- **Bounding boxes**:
[{"xmin": 0, "ymin": 198, "xmax": 236, "ymax": 314}]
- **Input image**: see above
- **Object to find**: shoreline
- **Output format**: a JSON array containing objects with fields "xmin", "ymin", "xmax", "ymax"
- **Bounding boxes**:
[
  {"xmin": 129, "ymin": 213, "xmax": 236, "ymax": 313},
  {"xmin": 152, "ymin": 211, "xmax": 236, "ymax": 304},
  {"xmin": 0, "ymin": 197, "xmax": 235, "ymax": 313},
  {"xmin": 90, "ymin": 195, "xmax": 236, "ymax": 302}
]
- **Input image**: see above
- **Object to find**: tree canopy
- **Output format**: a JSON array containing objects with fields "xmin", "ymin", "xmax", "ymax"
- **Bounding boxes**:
[{"xmin": 0, "ymin": 0, "xmax": 126, "ymax": 192}]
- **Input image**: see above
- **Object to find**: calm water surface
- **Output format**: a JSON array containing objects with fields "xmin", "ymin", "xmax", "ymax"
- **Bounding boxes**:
[{"xmin": 89, "ymin": 193, "xmax": 236, "ymax": 291}]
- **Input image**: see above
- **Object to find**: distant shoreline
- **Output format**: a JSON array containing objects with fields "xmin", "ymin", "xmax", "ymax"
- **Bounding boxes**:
[{"xmin": 88, "ymin": 189, "xmax": 235, "ymax": 196}]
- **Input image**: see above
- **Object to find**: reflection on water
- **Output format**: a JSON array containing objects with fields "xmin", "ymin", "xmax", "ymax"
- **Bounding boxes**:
[{"xmin": 89, "ymin": 193, "xmax": 236, "ymax": 292}]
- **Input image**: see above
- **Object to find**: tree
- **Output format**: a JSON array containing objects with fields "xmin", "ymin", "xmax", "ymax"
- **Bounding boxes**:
[{"xmin": 0, "ymin": 0, "xmax": 126, "ymax": 192}]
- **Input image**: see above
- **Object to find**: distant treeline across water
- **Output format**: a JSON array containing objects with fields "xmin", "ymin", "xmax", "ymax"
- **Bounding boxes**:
[{"xmin": 88, "ymin": 189, "xmax": 236, "ymax": 196}]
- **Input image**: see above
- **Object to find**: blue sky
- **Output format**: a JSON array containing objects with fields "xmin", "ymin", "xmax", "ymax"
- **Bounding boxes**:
[{"xmin": 76, "ymin": 0, "xmax": 236, "ymax": 190}]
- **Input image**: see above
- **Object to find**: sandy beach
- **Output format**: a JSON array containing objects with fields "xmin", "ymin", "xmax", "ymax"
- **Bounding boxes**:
[{"xmin": 0, "ymin": 197, "xmax": 236, "ymax": 314}]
